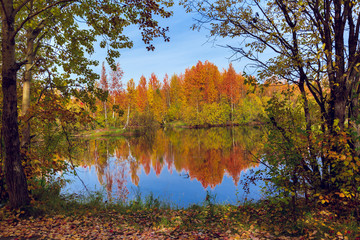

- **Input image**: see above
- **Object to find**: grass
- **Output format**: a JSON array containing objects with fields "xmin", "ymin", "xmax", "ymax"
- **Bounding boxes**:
[
  {"xmin": 1, "ymin": 184, "xmax": 360, "ymax": 239},
  {"xmin": 74, "ymin": 121, "xmax": 186, "ymax": 139},
  {"xmin": 76, "ymin": 120, "xmax": 239, "ymax": 138},
  {"xmin": 76, "ymin": 127, "xmax": 136, "ymax": 138},
  {"xmin": 163, "ymin": 121, "xmax": 187, "ymax": 129}
]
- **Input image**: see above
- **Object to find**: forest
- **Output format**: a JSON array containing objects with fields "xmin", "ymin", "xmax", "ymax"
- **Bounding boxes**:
[
  {"xmin": 90, "ymin": 61, "xmax": 278, "ymax": 129},
  {"xmin": 1, "ymin": 0, "xmax": 360, "ymax": 239}
]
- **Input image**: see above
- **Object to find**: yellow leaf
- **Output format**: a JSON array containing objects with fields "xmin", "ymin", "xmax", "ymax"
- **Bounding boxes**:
[{"xmin": 350, "ymin": 162, "xmax": 356, "ymax": 169}]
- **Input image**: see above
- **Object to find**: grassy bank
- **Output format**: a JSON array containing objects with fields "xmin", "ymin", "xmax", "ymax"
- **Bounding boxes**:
[
  {"xmin": 1, "ymin": 188, "xmax": 359, "ymax": 239},
  {"xmin": 75, "ymin": 127, "xmax": 138, "ymax": 138},
  {"xmin": 164, "ymin": 121, "xmax": 263, "ymax": 129},
  {"xmin": 77, "ymin": 120, "xmax": 263, "ymax": 138}
]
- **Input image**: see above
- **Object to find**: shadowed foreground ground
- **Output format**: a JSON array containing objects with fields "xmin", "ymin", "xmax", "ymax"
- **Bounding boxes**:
[{"xmin": 1, "ymin": 203, "xmax": 355, "ymax": 240}]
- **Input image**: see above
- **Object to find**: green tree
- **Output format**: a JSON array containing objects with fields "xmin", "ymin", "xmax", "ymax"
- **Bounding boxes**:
[{"xmin": 1, "ymin": 0, "xmax": 173, "ymax": 209}]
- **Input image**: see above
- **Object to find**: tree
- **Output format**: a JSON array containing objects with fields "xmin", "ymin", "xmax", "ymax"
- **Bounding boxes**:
[
  {"xmin": 181, "ymin": 0, "xmax": 360, "ymax": 204},
  {"xmin": 1, "ymin": 0, "xmax": 173, "ymax": 208},
  {"xmin": 167, "ymin": 74, "xmax": 184, "ymax": 121},
  {"xmin": 109, "ymin": 63, "xmax": 124, "ymax": 124},
  {"xmin": 18, "ymin": 1, "xmax": 97, "ymax": 149},
  {"xmin": 184, "ymin": 61, "xmax": 221, "ymax": 112},
  {"xmin": 149, "ymin": 72, "xmax": 161, "ymax": 90},
  {"xmin": 137, "ymin": 75, "xmax": 148, "ymax": 112},
  {"xmin": 124, "ymin": 78, "xmax": 136, "ymax": 129},
  {"xmin": 162, "ymin": 74, "xmax": 170, "ymax": 108},
  {"xmin": 148, "ymin": 73, "xmax": 165, "ymax": 122},
  {"xmin": 100, "ymin": 62, "xmax": 109, "ymax": 126},
  {"xmin": 220, "ymin": 63, "xmax": 242, "ymax": 123}
]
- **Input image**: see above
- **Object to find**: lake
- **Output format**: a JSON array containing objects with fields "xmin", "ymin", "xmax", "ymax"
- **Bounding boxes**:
[{"xmin": 62, "ymin": 127, "xmax": 264, "ymax": 207}]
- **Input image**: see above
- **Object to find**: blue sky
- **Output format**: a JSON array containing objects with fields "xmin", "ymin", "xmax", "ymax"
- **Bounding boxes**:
[{"xmin": 93, "ymin": 4, "xmax": 252, "ymax": 85}]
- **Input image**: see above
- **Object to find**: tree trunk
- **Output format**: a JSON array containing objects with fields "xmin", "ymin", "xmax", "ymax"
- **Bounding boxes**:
[
  {"xmin": 349, "ymin": 79, "xmax": 360, "ymax": 157},
  {"xmin": 333, "ymin": 91, "xmax": 347, "ymax": 130},
  {"xmin": 298, "ymin": 80, "xmax": 321, "ymax": 186},
  {"xmin": 21, "ymin": 29, "xmax": 36, "ymax": 149},
  {"xmin": 326, "ymin": 87, "xmax": 348, "ymax": 191},
  {"xmin": 21, "ymin": 73, "xmax": 31, "ymax": 148},
  {"xmin": 104, "ymin": 102, "xmax": 107, "ymax": 126},
  {"xmin": 123, "ymin": 105, "xmax": 130, "ymax": 130},
  {"xmin": 327, "ymin": 75, "xmax": 347, "ymax": 132},
  {"xmin": 230, "ymin": 96, "xmax": 234, "ymax": 124},
  {"xmin": 1, "ymin": 1, "xmax": 31, "ymax": 208},
  {"xmin": 112, "ymin": 98, "xmax": 115, "ymax": 124}
]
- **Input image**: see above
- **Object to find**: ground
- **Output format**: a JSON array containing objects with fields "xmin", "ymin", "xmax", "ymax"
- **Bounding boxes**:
[{"xmin": 0, "ymin": 203, "xmax": 354, "ymax": 240}]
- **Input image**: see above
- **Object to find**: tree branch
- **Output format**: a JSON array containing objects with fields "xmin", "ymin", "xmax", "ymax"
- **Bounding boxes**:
[
  {"xmin": 12, "ymin": 0, "xmax": 73, "ymax": 39},
  {"xmin": 13, "ymin": 0, "xmax": 32, "ymax": 15},
  {"xmin": 0, "ymin": 0, "xmax": 9, "ymax": 21}
]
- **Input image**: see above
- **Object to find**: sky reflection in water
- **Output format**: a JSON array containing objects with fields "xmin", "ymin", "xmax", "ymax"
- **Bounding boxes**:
[{"xmin": 62, "ymin": 127, "xmax": 263, "ymax": 207}]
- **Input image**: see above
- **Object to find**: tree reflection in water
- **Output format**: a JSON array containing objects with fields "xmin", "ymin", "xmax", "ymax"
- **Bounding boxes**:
[{"xmin": 70, "ymin": 127, "xmax": 263, "ymax": 203}]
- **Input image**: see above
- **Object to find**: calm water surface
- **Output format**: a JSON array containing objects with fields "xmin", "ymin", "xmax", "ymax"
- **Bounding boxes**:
[{"xmin": 62, "ymin": 127, "xmax": 264, "ymax": 207}]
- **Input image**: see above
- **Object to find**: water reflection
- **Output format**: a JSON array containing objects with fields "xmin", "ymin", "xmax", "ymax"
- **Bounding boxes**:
[{"xmin": 66, "ymin": 127, "xmax": 263, "ymax": 206}]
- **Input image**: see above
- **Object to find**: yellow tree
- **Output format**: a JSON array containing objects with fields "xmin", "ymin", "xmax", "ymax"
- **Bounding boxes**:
[
  {"xmin": 124, "ymin": 78, "xmax": 136, "ymax": 129},
  {"xmin": 148, "ymin": 73, "xmax": 165, "ymax": 122},
  {"xmin": 136, "ymin": 75, "xmax": 148, "ymax": 113},
  {"xmin": 168, "ymin": 74, "xmax": 185, "ymax": 120}
]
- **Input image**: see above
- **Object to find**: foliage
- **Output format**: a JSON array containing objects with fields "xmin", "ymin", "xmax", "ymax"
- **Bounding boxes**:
[
  {"xmin": 181, "ymin": 0, "xmax": 360, "ymax": 215},
  {"xmin": 236, "ymin": 94, "xmax": 265, "ymax": 124},
  {"xmin": 20, "ymin": 89, "xmax": 92, "ymax": 194},
  {"xmin": 259, "ymin": 88, "xmax": 360, "ymax": 218},
  {"xmin": 200, "ymin": 102, "xmax": 230, "ymax": 126},
  {"xmin": 1, "ymin": 0, "xmax": 174, "ymax": 208},
  {"xmin": 1, "ymin": 191, "xmax": 359, "ymax": 239},
  {"xmin": 90, "ymin": 61, "xmax": 270, "ymax": 128},
  {"xmin": 165, "ymin": 103, "xmax": 182, "ymax": 122}
]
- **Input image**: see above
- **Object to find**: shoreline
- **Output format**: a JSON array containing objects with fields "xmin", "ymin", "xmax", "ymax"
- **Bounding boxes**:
[{"xmin": 74, "ymin": 121, "xmax": 263, "ymax": 138}]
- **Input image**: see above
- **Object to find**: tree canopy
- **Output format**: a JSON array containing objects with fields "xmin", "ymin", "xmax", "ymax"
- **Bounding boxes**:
[
  {"xmin": 181, "ymin": 0, "xmax": 360, "ymax": 131},
  {"xmin": 1, "ymin": 0, "xmax": 173, "ymax": 208},
  {"xmin": 181, "ymin": 0, "xmax": 360, "ymax": 211}
]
